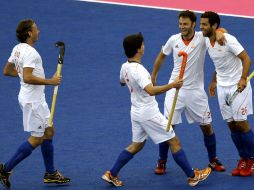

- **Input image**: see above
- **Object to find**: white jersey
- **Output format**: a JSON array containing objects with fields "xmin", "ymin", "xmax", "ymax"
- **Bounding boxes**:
[
  {"xmin": 120, "ymin": 61, "xmax": 160, "ymax": 122},
  {"xmin": 205, "ymin": 33, "xmax": 244, "ymax": 86},
  {"xmin": 8, "ymin": 43, "xmax": 45, "ymax": 102},
  {"xmin": 162, "ymin": 31, "xmax": 206, "ymax": 89}
]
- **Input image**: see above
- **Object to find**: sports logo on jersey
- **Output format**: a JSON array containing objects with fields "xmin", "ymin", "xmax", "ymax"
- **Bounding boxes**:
[{"xmin": 175, "ymin": 45, "xmax": 179, "ymax": 48}]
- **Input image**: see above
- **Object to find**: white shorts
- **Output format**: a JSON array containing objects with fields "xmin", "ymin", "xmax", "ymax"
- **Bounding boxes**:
[
  {"xmin": 164, "ymin": 88, "xmax": 212, "ymax": 125},
  {"xmin": 217, "ymin": 82, "xmax": 253, "ymax": 121},
  {"xmin": 19, "ymin": 98, "xmax": 50, "ymax": 137},
  {"xmin": 131, "ymin": 112, "xmax": 175, "ymax": 144}
]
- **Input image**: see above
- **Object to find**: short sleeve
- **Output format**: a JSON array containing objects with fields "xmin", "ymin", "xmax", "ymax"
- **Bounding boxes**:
[
  {"xmin": 162, "ymin": 36, "xmax": 174, "ymax": 55},
  {"xmin": 119, "ymin": 65, "xmax": 125, "ymax": 83},
  {"xmin": 226, "ymin": 34, "xmax": 244, "ymax": 56},
  {"xmin": 7, "ymin": 48, "xmax": 15, "ymax": 63},
  {"xmin": 135, "ymin": 65, "xmax": 152, "ymax": 89}
]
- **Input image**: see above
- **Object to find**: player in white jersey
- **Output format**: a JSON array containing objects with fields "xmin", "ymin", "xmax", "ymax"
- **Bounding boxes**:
[
  {"xmin": 102, "ymin": 33, "xmax": 211, "ymax": 187},
  {"xmin": 151, "ymin": 10, "xmax": 225, "ymax": 175},
  {"xmin": 0, "ymin": 19, "xmax": 70, "ymax": 188},
  {"xmin": 201, "ymin": 11, "xmax": 254, "ymax": 177}
]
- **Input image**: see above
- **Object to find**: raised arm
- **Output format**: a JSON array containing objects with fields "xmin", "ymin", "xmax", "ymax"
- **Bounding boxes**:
[
  {"xmin": 3, "ymin": 62, "xmax": 18, "ymax": 77},
  {"xmin": 151, "ymin": 51, "xmax": 166, "ymax": 85}
]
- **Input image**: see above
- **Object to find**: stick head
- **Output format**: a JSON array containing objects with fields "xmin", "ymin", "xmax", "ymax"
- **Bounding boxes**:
[
  {"xmin": 55, "ymin": 41, "xmax": 65, "ymax": 48},
  {"xmin": 178, "ymin": 51, "xmax": 187, "ymax": 62},
  {"xmin": 55, "ymin": 41, "xmax": 65, "ymax": 65},
  {"xmin": 178, "ymin": 51, "xmax": 188, "ymax": 79}
]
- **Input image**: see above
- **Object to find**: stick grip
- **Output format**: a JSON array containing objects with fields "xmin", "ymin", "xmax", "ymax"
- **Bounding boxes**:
[
  {"xmin": 247, "ymin": 70, "xmax": 254, "ymax": 81},
  {"xmin": 49, "ymin": 63, "xmax": 63, "ymax": 127},
  {"xmin": 226, "ymin": 70, "xmax": 254, "ymax": 105},
  {"xmin": 166, "ymin": 89, "xmax": 179, "ymax": 131}
]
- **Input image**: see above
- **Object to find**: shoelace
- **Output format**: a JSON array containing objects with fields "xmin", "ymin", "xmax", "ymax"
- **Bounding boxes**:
[
  {"xmin": 111, "ymin": 176, "xmax": 121, "ymax": 184},
  {"xmin": 158, "ymin": 163, "xmax": 165, "ymax": 168},
  {"xmin": 238, "ymin": 160, "xmax": 246, "ymax": 169},
  {"xmin": 246, "ymin": 160, "xmax": 254, "ymax": 170},
  {"xmin": 55, "ymin": 172, "xmax": 66, "ymax": 179}
]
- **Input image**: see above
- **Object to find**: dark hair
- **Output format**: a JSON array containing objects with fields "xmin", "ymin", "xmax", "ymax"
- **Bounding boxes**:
[
  {"xmin": 123, "ymin": 32, "xmax": 144, "ymax": 58},
  {"xmin": 178, "ymin": 10, "xmax": 197, "ymax": 22},
  {"xmin": 16, "ymin": 19, "xmax": 35, "ymax": 42},
  {"xmin": 201, "ymin": 11, "xmax": 220, "ymax": 28}
]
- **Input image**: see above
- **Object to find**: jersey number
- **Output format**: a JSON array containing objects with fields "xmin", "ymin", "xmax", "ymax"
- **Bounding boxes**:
[{"xmin": 241, "ymin": 107, "xmax": 247, "ymax": 115}]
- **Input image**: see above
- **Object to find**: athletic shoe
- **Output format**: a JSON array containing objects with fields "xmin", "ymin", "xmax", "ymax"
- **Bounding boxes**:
[
  {"xmin": 0, "ymin": 163, "xmax": 11, "ymax": 188},
  {"xmin": 187, "ymin": 167, "xmax": 212, "ymax": 187},
  {"xmin": 102, "ymin": 171, "xmax": 123, "ymax": 187},
  {"xmin": 154, "ymin": 159, "xmax": 167, "ymax": 175},
  {"xmin": 239, "ymin": 159, "xmax": 254, "ymax": 176},
  {"xmin": 44, "ymin": 170, "xmax": 70, "ymax": 184},
  {"xmin": 208, "ymin": 158, "xmax": 226, "ymax": 172},
  {"xmin": 231, "ymin": 158, "xmax": 247, "ymax": 176}
]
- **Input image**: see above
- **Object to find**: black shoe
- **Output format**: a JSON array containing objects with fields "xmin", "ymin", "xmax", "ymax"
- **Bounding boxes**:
[
  {"xmin": 0, "ymin": 163, "xmax": 11, "ymax": 188},
  {"xmin": 44, "ymin": 170, "xmax": 70, "ymax": 184},
  {"xmin": 208, "ymin": 158, "xmax": 226, "ymax": 172}
]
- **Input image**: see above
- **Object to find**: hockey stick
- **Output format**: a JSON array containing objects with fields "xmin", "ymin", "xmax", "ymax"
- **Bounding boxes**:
[
  {"xmin": 49, "ymin": 41, "xmax": 65, "ymax": 127},
  {"xmin": 166, "ymin": 51, "xmax": 188, "ymax": 132},
  {"xmin": 226, "ymin": 70, "xmax": 254, "ymax": 106}
]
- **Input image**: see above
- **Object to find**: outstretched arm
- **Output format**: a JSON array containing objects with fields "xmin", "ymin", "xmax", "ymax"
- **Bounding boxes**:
[
  {"xmin": 144, "ymin": 77, "xmax": 183, "ymax": 96},
  {"xmin": 3, "ymin": 62, "xmax": 18, "ymax": 77},
  {"xmin": 151, "ymin": 51, "xmax": 166, "ymax": 85}
]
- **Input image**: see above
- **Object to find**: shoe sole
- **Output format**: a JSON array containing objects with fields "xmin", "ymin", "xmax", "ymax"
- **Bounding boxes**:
[
  {"xmin": 154, "ymin": 171, "xmax": 166, "ymax": 175},
  {"xmin": 44, "ymin": 179, "xmax": 70, "ymax": 184},
  {"xmin": 208, "ymin": 164, "xmax": 226, "ymax": 172},
  {"xmin": 210, "ymin": 167, "xmax": 226, "ymax": 172},
  {"xmin": 101, "ymin": 175, "xmax": 123, "ymax": 187}
]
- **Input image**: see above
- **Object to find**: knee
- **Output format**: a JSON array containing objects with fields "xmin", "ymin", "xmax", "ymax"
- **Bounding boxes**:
[
  {"xmin": 227, "ymin": 121, "xmax": 237, "ymax": 132},
  {"xmin": 126, "ymin": 141, "xmax": 146, "ymax": 154},
  {"xmin": 200, "ymin": 124, "xmax": 213, "ymax": 135},
  {"xmin": 235, "ymin": 120, "xmax": 250, "ymax": 132},
  {"xmin": 44, "ymin": 127, "xmax": 55, "ymax": 139},
  {"xmin": 28, "ymin": 136, "xmax": 44, "ymax": 148},
  {"xmin": 168, "ymin": 136, "xmax": 181, "ymax": 153}
]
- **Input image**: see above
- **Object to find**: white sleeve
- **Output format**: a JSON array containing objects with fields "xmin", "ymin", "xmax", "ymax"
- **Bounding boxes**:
[
  {"xmin": 226, "ymin": 34, "xmax": 244, "ymax": 56},
  {"xmin": 7, "ymin": 47, "xmax": 16, "ymax": 63},
  {"xmin": 119, "ymin": 65, "xmax": 125, "ymax": 83},
  {"xmin": 162, "ymin": 36, "xmax": 174, "ymax": 56},
  {"xmin": 135, "ymin": 66, "xmax": 152, "ymax": 89},
  {"xmin": 23, "ymin": 50, "xmax": 36, "ymax": 68}
]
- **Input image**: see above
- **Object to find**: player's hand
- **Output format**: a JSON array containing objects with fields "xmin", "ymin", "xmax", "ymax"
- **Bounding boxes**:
[
  {"xmin": 237, "ymin": 78, "xmax": 247, "ymax": 92},
  {"xmin": 50, "ymin": 74, "xmax": 62, "ymax": 85},
  {"xmin": 172, "ymin": 77, "xmax": 183, "ymax": 89},
  {"xmin": 208, "ymin": 81, "xmax": 217, "ymax": 96}
]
